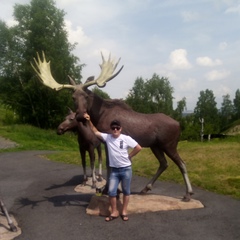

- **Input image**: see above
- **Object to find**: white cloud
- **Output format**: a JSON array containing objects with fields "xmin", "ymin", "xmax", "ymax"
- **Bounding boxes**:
[
  {"xmin": 5, "ymin": 19, "xmax": 18, "ymax": 27},
  {"xmin": 215, "ymin": 84, "xmax": 232, "ymax": 96},
  {"xmin": 225, "ymin": 4, "xmax": 240, "ymax": 14},
  {"xmin": 178, "ymin": 78, "xmax": 197, "ymax": 91},
  {"xmin": 181, "ymin": 11, "xmax": 199, "ymax": 22},
  {"xmin": 167, "ymin": 49, "xmax": 192, "ymax": 70},
  {"xmin": 64, "ymin": 20, "xmax": 91, "ymax": 47},
  {"xmin": 205, "ymin": 69, "xmax": 231, "ymax": 81},
  {"xmin": 196, "ymin": 57, "xmax": 222, "ymax": 67}
]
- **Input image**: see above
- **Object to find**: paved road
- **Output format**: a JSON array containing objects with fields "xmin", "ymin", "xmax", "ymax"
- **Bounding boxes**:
[{"xmin": 0, "ymin": 151, "xmax": 239, "ymax": 240}]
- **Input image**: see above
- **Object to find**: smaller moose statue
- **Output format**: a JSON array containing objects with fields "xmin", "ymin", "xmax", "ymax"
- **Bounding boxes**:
[{"xmin": 57, "ymin": 109, "xmax": 103, "ymax": 188}]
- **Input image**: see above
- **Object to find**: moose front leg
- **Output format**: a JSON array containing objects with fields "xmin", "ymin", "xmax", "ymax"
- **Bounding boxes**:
[
  {"xmin": 140, "ymin": 164, "xmax": 168, "ymax": 194},
  {"xmin": 96, "ymin": 144, "xmax": 103, "ymax": 181},
  {"xmin": 80, "ymin": 148, "xmax": 88, "ymax": 185},
  {"xmin": 88, "ymin": 147, "xmax": 97, "ymax": 188},
  {"xmin": 0, "ymin": 198, "xmax": 17, "ymax": 232},
  {"xmin": 140, "ymin": 148, "xmax": 168, "ymax": 194}
]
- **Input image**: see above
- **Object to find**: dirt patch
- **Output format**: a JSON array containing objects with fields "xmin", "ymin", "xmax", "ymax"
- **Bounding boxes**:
[
  {"xmin": 226, "ymin": 125, "xmax": 240, "ymax": 135},
  {"xmin": 0, "ymin": 137, "xmax": 18, "ymax": 149}
]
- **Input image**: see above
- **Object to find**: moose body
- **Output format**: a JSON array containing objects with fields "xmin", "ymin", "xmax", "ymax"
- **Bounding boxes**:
[
  {"xmin": 75, "ymin": 90, "xmax": 179, "ymax": 146},
  {"xmin": 57, "ymin": 110, "xmax": 103, "ymax": 188},
  {"xmin": 32, "ymin": 52, "xmax": 193, "ymax": 201}
]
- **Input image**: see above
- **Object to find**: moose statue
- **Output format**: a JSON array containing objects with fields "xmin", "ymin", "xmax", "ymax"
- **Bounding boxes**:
[
  {"xmin": 57, "ymin": 108, "xmax": 103, "ymax": 188},
  {"xmin": 31, "ymin": 52, "xmax": 193, "ymax": 201}
]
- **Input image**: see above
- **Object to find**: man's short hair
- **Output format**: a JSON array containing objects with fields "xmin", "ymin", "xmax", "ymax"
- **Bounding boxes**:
[{"xmin": 110, "ymin": 120, "xmax": 121, "ymax": 127}]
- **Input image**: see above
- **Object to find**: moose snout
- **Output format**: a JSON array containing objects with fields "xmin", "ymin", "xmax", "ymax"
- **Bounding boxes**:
[{"xmin": 57, "ymin": 127, "xmax": 63, "ymax": 135}]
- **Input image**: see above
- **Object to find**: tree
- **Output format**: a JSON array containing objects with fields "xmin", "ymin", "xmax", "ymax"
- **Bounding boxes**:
[
  {"xmin": 180, "ymin": 113, "xmax": 199, "ymax": 141},
  {"xmin": 125, "ymin": 74, "xmax": 174, "ymax": 115},
  {"xmin": 125, "ymin": 77, "xmax": 149, "ymax": 113},
  {"xmin": 0, "ymin": 0, "xmax": 83, "ymax": 128},
  {"xmin": 92, "ymin": 86, "xmax": 110, "ymax": 99},
  {"xmin": 172, "ymin": 97, "xmax": 188, "ymax": 138},
  {"xmin": 233, "ymin": 89, "xmax": 240, "ymax": 120},
  {"xmin": 145, "ymin": 74, "xmax": 174, "ymax": 115},
  {"xmin": 173, "ymin": 97, "xmax": 186, "ymax": 121},
  {"xmin": 194, "ymin": 89, "xmax": 220, "ymax": 136},
  {"xmin": 0, "ymin": 20, "xmax": 11, "ymax": 75},
  {"xmin": 220, "ymin": 94, "xmax": 234, "ymax": 129}
]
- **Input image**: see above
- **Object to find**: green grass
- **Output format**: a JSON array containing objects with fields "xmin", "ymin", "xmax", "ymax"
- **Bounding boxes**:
[
  {"xmin": 0, "ymin": 106, "xmax": 239, "ymax": 199},
  {"xmin": 0, "ymin": 124, "xmax": 78, "ymax": 152}
]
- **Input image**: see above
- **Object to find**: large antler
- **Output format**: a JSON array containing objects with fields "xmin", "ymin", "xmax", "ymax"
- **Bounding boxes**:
[
  {"xmin": 31, "ymin": 51, "xmax": 123, "ymax": 91},
  {"xmin": 82, "ymin": 52, "xmax": 124, "ymax": 89},
  {"xmin": 31, "ymin": 52, "xmax": 75, "ymax": 91}
]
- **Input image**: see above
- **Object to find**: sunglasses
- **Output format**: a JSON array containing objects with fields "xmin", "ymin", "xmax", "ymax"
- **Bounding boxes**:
[{"xmin": 111, "ymin": 126, "xmax": 121, "ymax": 131}]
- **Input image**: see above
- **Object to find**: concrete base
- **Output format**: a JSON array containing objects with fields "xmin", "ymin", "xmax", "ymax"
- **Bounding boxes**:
[
  {"xmin": 74, "ymin": 177, "xmax": 107, "ymax": 194},
  {"xmin": 86, "ymin": 194, "xmax": 204, "ymax": 216},
  {"xmin": 74, "ymin": 178, "xmax": 204, "ymax": 217}
]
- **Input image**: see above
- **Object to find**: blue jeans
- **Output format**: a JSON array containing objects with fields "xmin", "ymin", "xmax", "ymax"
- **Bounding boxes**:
[{"xmin": 108, "ymin": 166, "xmax": 132, "ymax": 197}]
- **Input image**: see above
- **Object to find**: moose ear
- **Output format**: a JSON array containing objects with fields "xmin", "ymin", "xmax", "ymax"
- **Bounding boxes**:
[
  {"xmin": 85, "ymin": 76, "xmax": 95, "ymax": 83},
  {"xmin": 67, "ymin": 107, "xmax": 73, "ymax": 114}
]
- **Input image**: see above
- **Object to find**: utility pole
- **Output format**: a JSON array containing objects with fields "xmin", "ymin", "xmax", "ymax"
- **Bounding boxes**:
[{"xmin": 199, "ymin": 118, "xmax": 204, "ymax": 142}]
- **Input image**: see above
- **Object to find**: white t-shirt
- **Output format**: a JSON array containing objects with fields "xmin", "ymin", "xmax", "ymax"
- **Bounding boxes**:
[{"xmin": 100, "ymin": 133, "xmax": 138, "ymax": 168}]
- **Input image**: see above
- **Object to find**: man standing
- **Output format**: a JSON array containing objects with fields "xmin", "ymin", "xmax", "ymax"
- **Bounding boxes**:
[{"xmin": 84, "ymin": 114, "xmax": 142, "ymax": 222}]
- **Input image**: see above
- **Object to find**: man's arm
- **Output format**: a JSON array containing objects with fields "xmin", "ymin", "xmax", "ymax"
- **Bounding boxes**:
[
  {"xmin": 128, "ymin": 144, "xmax": 142, "ymax": 160},
  {"xmin": 84, "ymin": 113, "xmax": 104, "ymax": 141}
]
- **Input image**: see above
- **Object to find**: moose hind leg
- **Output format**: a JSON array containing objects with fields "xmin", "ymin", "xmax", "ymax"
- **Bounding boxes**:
[
  {"xmin": 140, "ymin": 147, "xmax": 168, "ymax": 194},
  {"xmin": 166, "ymin": 151, "xmax": 193, "ymax": 201},
  {"xmin": 91, "ymin": 166, "xmax": 97, "ymax": 188}
]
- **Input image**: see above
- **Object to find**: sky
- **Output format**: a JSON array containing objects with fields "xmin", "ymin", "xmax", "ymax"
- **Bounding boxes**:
[{"xmin": 1, "ymin": 0, "xmax": 240, "ymax": 110}]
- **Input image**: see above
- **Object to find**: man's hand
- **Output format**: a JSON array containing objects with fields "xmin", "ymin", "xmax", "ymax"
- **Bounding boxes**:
[
  {"xmin": 84, "ymin": 113, "xmax": 90, "ymax": 121},
  {"xmin": 83, "ymin": 113, "xmax": 104, "ymax": 141}
]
